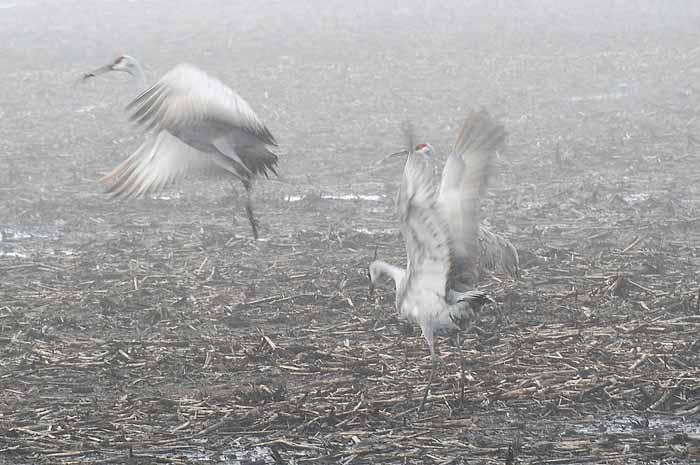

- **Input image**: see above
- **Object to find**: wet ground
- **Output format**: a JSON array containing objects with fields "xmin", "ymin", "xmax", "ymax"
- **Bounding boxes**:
[{"xmin": 2, "ymin": 0, "xmax": 700, "ymax": 463}]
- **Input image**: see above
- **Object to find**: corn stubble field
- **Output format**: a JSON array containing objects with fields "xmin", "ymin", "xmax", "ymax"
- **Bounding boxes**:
[{"xmin": 1, "ymin": 1, "xmax": 700, "ymax": 463}]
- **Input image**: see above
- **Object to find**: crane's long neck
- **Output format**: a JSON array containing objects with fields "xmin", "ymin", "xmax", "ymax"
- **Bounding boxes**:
[{"xmin": 369, "ymin": 260, "xmax": 406, "ymax": 294}]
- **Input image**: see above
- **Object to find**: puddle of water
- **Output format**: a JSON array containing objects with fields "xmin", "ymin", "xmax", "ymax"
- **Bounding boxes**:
[
  {"xmin": 286, "ymin": 193, "xmax": 384, "ymax": 202},
  {"xmin": 156, "ymin": 193, "xmax": 182, "ymax": 200},
  {"xmin": 1, "ymin": 226, "xmax": 56, "ymax": 242},
  {"xmin": 76, "ymin": 105, "xmax": 98, "ymax": 113},
  {"xmin": 575, "ymin": 414, "xmax": 698, "ymax": 436},
  {"xmin": 568, "ymin": 92, "xmax": 629, "ymax": 102},
  {"xmin": 68, "ymin": 444, "xmax": 276, "ymax": 464},
  {"xmin": 1, "ymin": 228, "xmax": 32, "ymax": 259},
  {"xmin": 352, "ymin": 227, "xmax": 398, "ymax": 235},
  {"xmin": 0, "ymin": 228, "xmax": 33, "ymax": 242},
  {"xmin": 223, "ymin": 445, "xmax": 275, "ymax": 464},
  {"xmin": 0, "ymin": 227, "xmax": 71, "ymax": 260},
  {"xmin": 0, "ymin": 250, "xmax": 28, "ymax": 258},
  {"xmin": 521, "ymin": 201, "xmax": 546, "ymax": 210},
  {"xmin": 326, "ymin": 193, "xmax": 383, "ymax": 201},
  {"xmin": 169, "ymin": 445, "xmax": 276, "ymax": 464},
  {"xmin": 622, "ymin": 192, "xmax": 650, "ymax": 204}
]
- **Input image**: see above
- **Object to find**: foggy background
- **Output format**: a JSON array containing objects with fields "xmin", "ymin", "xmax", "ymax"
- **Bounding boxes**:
[
  {"xmin": 4, "ymin": 0, "xmax": 700, "ymax": 196},
  {"xmin": 2, "ymin": 1, "xmax": 700, "ymax": 464}
]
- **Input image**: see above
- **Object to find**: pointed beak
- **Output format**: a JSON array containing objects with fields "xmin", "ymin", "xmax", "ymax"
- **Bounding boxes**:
[
  {"xmin": 368, "ymin": 247, "xmax": 378, "ymax": 296},
  {"xmin": 375, "ymin": 149, "xmax": 409, "ymax": 167},
  {"xmin": 79, "ymin": 63, "xmax": 114, "ymax": 83},
  {"xmin": 388, "ymin": 149, "xmax": 410, "ymax": 158}
]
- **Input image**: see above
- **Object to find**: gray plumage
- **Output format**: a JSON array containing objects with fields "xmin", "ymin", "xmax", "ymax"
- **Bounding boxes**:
[
  {"xmin": 369, "ymin": 109, "xmax": 506, "ymax": 410},
  {"xmin": 81, "ymin": 56, "xmax": 278, "ymax": 239},
  {"xmin": 477, "ymin": 225, "xmax": 520, "ymax": 280}
]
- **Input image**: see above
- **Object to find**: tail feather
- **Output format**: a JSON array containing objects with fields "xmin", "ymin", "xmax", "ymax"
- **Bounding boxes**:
[
  {"xmin": 478, "ymin": 225, "xmax": 520, "ymax": 279},
  {"xmin": 237, "ymin": 145, "xmax": 279, "ymax": 179},
  {"xmin": 448, "ymin": 289, "xmax": 495, "ymax": 307},
  {"xmin": 446, "ymin": 289, "xmax": 495, "ymax": 329}
]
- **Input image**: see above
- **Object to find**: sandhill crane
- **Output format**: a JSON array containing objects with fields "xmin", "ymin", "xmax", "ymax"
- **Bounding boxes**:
[
  {"xmin": 379, "ymin": 143, "xmax": 519, "ymax": 283},
  {"xmin": 368, "ymin": 109, "xmax": 506, "ymax": 410},
  {"xmin": 80, "ymin": 55, "xmax": 279, "ymax": 239}
]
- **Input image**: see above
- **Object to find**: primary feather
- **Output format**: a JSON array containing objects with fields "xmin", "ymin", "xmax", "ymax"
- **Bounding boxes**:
[{"xmin": 438, "ymin": 109, "xmax": 508, "ymax": 289}]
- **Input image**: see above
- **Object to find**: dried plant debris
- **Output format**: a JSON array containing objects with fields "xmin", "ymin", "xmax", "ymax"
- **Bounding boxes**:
[{"xmin": 3, "ymin": 2, "xmax": 700, "ymax": 464}]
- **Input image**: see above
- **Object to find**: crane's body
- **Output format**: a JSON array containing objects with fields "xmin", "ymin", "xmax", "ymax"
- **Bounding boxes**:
[
  {"xmin": 369, "ymin": 109, "xmax": 506, "ymax": 410},
  {"xmin": 80, "ymin": 56, "xmax": 278, "ymax": 239},
  {"xmin": 377, "ymin": 160, "xmax": 519, "ymax": 285}
]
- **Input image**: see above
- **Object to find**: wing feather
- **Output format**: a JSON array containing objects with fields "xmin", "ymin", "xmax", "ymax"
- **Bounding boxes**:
[
  {"xmin": 397, "ymin": 150, "xmax": 452, "ymax": 301},
  {"xmin": 478, "ymin": 224, "xmax": 520, "ymax": 278},
  {"xmin": 126, "ymin": 64, "xmax": 277, "ymax": 146},
  {"xmin": 100, "ymin": 130, "xmax": 242, "ymax": 198},
  {"xmin": 437, "ymin": 109, "xmax": 506, "ymax": 288}
]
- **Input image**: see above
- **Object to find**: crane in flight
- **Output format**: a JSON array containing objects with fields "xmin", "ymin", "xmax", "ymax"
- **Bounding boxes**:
[
  {"xmin": 80, "ymin": 55, "xmax": 279, "ymax": 239},
  {"xmin": 369, "ymin": 109, "xmax": 506, "ymax": 410}
]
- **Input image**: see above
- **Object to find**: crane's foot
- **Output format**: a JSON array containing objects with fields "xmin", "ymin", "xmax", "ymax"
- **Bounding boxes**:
[
  {"xmin": 418, "ymin": 355, "xmax": 438, "ymax": 412},
  {"xmin": 418, "ymin": 370, "xmax": 433, "ymax": 412}
]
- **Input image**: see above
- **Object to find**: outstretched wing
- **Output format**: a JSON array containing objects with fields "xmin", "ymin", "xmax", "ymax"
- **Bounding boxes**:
[
  {"xmin": 437, "ymin": 109, "xmax": 506, "ymax": 288},
  {"xmin": 397, "ymin": 149, "xmax": 452, "ymax": 301},
  {"xmin": 126, "ymin": 63, "xmax": 277, "ymax": 146},
  {"xmin": 100, "ymin": 130, "xmax": 245, "ymax": 197},
  {"xmin": 103, "ymin": 63, "xmax": 280, "ymax": 197}
]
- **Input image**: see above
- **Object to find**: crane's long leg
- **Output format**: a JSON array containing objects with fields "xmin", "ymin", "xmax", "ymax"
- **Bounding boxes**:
[
  {"xmin": 245, "ymin": 195, "xmax": 259, "ymax": 240},
  {"xmin": 242, "ymin": 180, "xmax": 259, "ymax": 240},
  {"xmin": 418, "ymin": 333, "xmax": 437, "ymax": 412},
  {"xmin": 228, "ymin": 180, "xmax": 240, "ymax": 228},
  {"xmin": 456, "ymin": 332, "xmax": 466, "ymax": 408}
]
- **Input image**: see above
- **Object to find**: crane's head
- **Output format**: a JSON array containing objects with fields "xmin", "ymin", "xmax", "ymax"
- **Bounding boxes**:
[
  {"xmin": 368, "ymin": 248, "xmax": 407, "ymax": 302},
  {"xmin": 81, "ymin": 55, "xmax": 141, "ymax": 82},
  {"xmin": 384, "ymin": 143, "xmax": 434, "ymax": 162},
  {"xmin": 414, "ymin": 143, "xmax": 434, "ymax": 158},
  {"xmin": 108, "ymin": 55, "xmax": 140, "ymax": 75}
]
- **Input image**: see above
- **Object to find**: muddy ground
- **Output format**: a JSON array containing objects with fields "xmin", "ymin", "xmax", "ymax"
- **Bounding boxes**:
[{"xmin": 1, "ymin": 1, "xmax": 700, "ymax": 463}]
